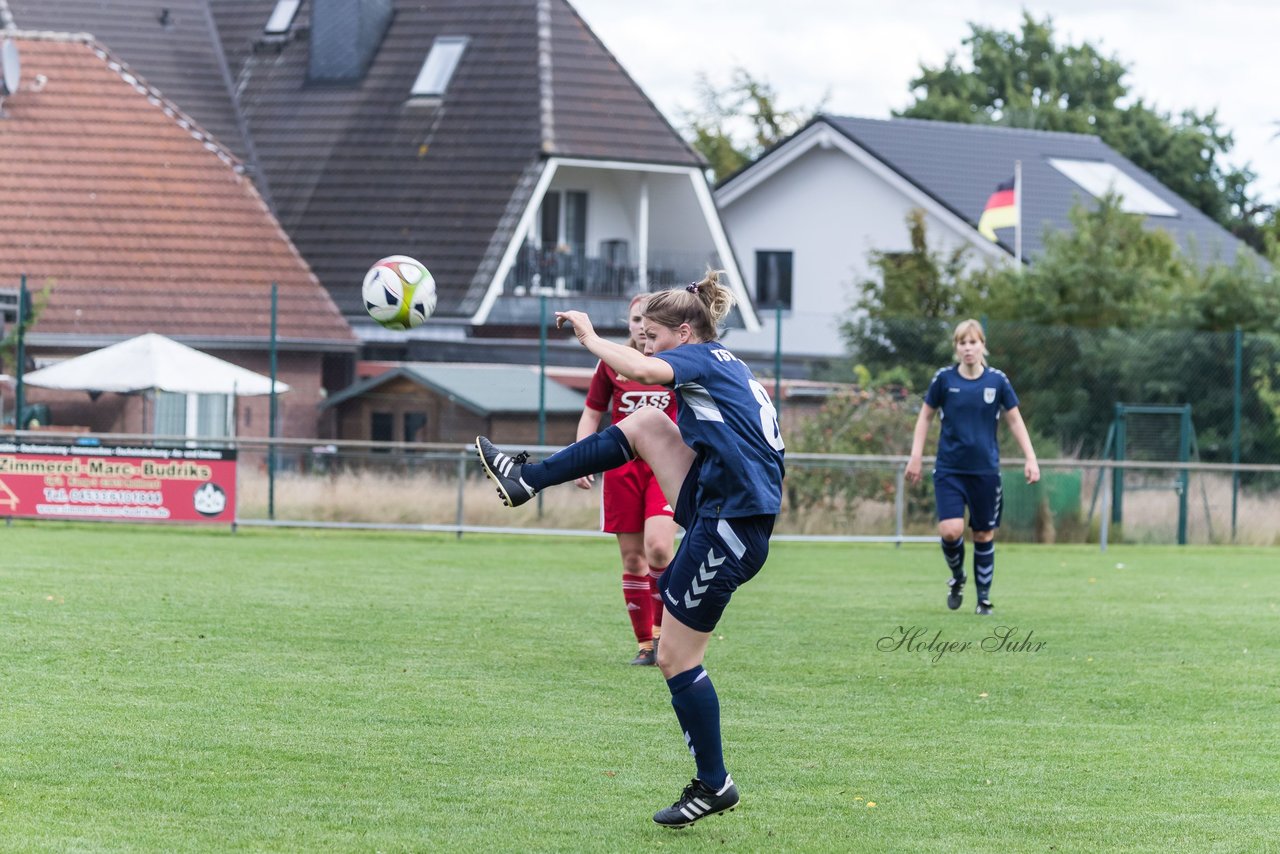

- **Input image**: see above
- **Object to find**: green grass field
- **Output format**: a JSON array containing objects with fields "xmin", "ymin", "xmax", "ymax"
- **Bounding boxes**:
[{"xmin": 2, "ymin": 523, "xmax": 1277, "ymax": 852}]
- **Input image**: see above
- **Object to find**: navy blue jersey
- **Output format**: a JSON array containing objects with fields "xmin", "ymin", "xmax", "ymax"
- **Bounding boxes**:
[
  {"xmin": 923, "ymin": 365, "xmax": 1019, "ymax": 474},
  {"xmin": 656, "ymin": 342, "xmax": 785, "ymax": 518}
]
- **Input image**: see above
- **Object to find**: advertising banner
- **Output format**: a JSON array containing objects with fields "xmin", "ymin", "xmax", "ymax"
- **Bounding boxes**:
[{"xmin": 0, "ymin": 441, "xmax": 236, "ymax": 524}]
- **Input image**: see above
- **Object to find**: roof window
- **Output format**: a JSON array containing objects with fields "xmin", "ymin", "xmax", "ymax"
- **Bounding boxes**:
[
  {"xmin": 410, "ymin": 36, "xmax": 468, "ymax": 98},
  {"xmin": 1048, "ymin": 158, "xmax": 1179, "ymax": 217},
  {"xmin": 264, "ymin": 0, "xmax": 302, "ymax": 36}
]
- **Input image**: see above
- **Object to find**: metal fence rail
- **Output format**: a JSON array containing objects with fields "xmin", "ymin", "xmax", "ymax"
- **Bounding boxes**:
[{"xmin": 4, "ymin": 431, "xmax": 1278, "ymax": 547}]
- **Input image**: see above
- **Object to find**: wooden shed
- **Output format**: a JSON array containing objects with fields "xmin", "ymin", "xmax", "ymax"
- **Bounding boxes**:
[{"xmin": 321, "ymin": 363, "xmax": 587, "ymax": 446}]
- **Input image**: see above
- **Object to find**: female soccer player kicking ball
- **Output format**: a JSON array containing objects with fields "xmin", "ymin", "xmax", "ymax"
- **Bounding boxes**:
[
  {"xmin": 905, "ymin": 319, "xmax": 1039, "ymax": 614},
  {"xmin": 476, "ymin": 271, "xmax": 784, "ymax": 828}
]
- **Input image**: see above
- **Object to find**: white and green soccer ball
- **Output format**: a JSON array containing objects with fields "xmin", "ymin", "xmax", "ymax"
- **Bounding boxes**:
[{"xmin": 362, "ymin": 255, "xmax": 437, "ymax": 330}]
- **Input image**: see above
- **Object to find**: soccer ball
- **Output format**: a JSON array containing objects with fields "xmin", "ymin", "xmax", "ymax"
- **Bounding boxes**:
[{"xmin": 362, "ymin": 255, "xmax": 437, "ymax": 330}]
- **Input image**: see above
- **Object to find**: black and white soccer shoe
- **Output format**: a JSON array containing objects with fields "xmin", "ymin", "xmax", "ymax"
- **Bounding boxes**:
[
  {"xmin": 947, "ymin": 576, "xmax": 966, "ymax": 611},
  {"xmin": 975, "ymin": 599, "xmax": 993, "ymax": 616},
  {"xmin": 474, "ymin": 436, "xmax": 536, "ymax": 507},
  {"xmin": 652, "ymin": 777, "xmax": 739, "ymax": 828}
]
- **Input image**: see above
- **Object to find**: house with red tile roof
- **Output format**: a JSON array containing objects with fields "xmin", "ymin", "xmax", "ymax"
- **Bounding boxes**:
[
  {"xmin": 0, "ymin": 33, "xmax": 357, "ymax": 438},
  {"xmin": 3, "ymin": 0, "xmax": 755, "ymax": 372}
]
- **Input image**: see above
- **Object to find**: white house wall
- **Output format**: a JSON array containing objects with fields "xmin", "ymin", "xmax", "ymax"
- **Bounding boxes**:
[
  {"xmin": 719, "ymin": 145, "xmax": 1000, "ymax": 360},
  {"xmin": 548, "ymin": 166, "xmax": 713, "ymax": 272},
  {"xmin": 548, "ymin": 166, "xmax": 636, "ymax": 255},
  {"xmin": 473, "ymin": 159, "xmax": 751, "ymax": 325},
  {"xmin": 644, "ymin": 173, "xmax": 716, "ymax": 273}
]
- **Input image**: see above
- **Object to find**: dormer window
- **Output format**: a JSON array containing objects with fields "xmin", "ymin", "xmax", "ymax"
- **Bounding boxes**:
[
  {"xmin": 264, "ymin": 0, "xmax": 302, "ymax": 36},
  {"xmin": 410, "ymin": 36, "xmax": 468, "ymax": 99}
]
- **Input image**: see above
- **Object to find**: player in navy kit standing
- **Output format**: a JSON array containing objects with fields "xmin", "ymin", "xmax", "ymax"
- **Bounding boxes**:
[
  {"xmin": 905, "ymin": 319, "xmax": 1039, "ymax": 615},
  {"xmin": 476, "ymin": 271, "xmax": 784, "ymax": 828}
]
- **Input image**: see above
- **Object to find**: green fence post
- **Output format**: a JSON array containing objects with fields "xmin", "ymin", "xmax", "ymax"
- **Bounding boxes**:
[
  {"xmin": 1111, "ymin": 403, "xmax": 1125, "ymax": 526},
  {"xmin": 537, "ymin": 293, "xmax": 547, "ymax": 518},
  {"xmin": 456, "ymin": 451, "xmax": 467, "ymax": 540},
  {"xmin": 15, "ymin": 274, "xmax": 27, "ymax": 428},
  {"xmin": 1177, "ymin": 404, "xmax": 1191, "ymax": 545},
  {"xmin": 1231, "ymin": 326, "xmax": 1241, "ymax": 542},
  {"xmin": 538, "ymin": 293, "xmax": 547, "ymax": 447},
  {"xmin": 269, "ymin": 283, "xmax": 278, "ymax": 520},
  {"xmin": 774, "ymin": 302, "xmax": 782, "ymax": 416}
]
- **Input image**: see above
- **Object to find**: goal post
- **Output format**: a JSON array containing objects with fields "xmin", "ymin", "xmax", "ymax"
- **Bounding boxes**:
[{"xmin": 1101, "ymin": 403, "xmax": 1199, "ymax": 545}]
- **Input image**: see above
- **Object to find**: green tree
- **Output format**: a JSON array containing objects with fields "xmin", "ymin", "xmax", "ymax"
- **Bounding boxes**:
[
  {"xmin": 838, "ymin": 200, "xmax": 1280, "ymax": 459},
  {"xmin": 961, "ymin": 197, "xmax": 1193, "ymax": 452},
  {"xmin": 784, "ymin": 384, "xmax": 934, "ymax": 528},
  {"xmin": 1, "ymin": 280, "xmax": 51, "ymax": 375},
  {"xmin": 682, "ymin": 68, "xmax": 823, "ymax": 183},
  {"xmin": 899, "ymin": 12, "xmax": 1264, "ymax": 249},
  {"xmin": 972, "ymin": 194, "xmax": 1192, "ymax": 329},
  {"xmin": 840, "ymin": 209, "xmax": 976, "ymax": 390},
  {"xmin": 971, "ymin": 201, "xmax": 1279, "ymax": 461},
  {"xmin": 1178, "ymin": 249, "xmax": 1280, "ymax": 333}
]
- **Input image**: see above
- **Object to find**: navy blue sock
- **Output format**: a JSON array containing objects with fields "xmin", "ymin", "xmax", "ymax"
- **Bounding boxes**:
[
  {"xmin": 974, "ymin": 541, "xmax": 994, "ymax": 600},
  {"xmin": 941, "ymin": 537, "xmax": 966, "ymax": 582},
  {"xmin": 667, "ymin": 665, "xmax": 726, "ymax": 789},
  {"xmin": 522, "ymin": 425, "xmax": 634, "ymax": 491}
]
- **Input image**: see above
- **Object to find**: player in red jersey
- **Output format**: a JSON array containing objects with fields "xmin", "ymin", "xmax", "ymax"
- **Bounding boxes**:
[{"xmin": 574, "ymin": 293, "xmax": 678, "ymax": 665}]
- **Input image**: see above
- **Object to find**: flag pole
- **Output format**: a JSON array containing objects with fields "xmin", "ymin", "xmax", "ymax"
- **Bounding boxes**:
[{"xmin": 1014, "ymin": 160, "xmax": 1023, "ymax": 268}]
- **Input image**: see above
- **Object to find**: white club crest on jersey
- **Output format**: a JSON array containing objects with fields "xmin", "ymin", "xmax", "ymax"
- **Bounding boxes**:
[{"xmin": 984, "ymin": 387, "xmax": 996, "ymax": 404}]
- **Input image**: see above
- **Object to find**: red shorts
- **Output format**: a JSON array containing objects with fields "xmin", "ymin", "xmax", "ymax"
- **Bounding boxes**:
[{"xmin": 601, "ymin": 458, "xmax": 673, "ymax": 533}]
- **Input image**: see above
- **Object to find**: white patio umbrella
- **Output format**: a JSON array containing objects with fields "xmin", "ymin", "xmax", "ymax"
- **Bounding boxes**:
[
  {"xmin": 21, "ymin": 333, "xmax": 289, "ymax": 396},
  {"xmin": 21, "ymin": 333, "xmax": 288, "ymax": 435}
]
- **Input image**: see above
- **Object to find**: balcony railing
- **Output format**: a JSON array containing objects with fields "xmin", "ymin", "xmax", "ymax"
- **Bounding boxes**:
[{"xmin": 503, "ymin": 243, "xmax": 718, "ymax": 298}]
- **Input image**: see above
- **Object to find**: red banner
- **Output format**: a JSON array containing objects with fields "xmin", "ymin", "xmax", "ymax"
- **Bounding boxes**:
[{"xmin": 0, "ymin": 441, "xmax": 236, "ymax": 524}]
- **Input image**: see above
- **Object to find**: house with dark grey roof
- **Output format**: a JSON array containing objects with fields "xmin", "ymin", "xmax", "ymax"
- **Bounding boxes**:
[
  {"xmin": 715, "ymin": 114, "xmax": 1257, "ymax": 359},
  {"xmin": 4, "ymin": 0, "xmax": 755, "ymax": 365}
]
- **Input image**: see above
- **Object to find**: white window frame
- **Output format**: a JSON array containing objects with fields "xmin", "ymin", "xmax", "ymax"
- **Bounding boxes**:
[
  {"xmin": 155, "ymin": 391, "xmax": 234, "ymax": 446},
  {"xmin": 1048, "ymin": 158, "xmax": 1179, "ymax": 217},
  {"xmin": 410, "ymin": 36, "xmax": 469, "ymax": 98},
  {"xmin": 264, "ymin": 0, "xmax": 302, "ymax": 36},
  {"xmin": 535, "ymin": 189, "xmax": 588, "ymax": 251}
]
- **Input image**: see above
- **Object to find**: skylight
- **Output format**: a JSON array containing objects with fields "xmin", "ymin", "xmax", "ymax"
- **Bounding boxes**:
[
  {"xmin": 410, "ymin": 36, "xmax": 468, "ymax": 98},
  {"xmin": 1048, "ymin": 158, "xmax": 1179, "ymax": 217},
  {"xmin": 264, "ymin": 0, "xmax": 301, "ymax": 36}
]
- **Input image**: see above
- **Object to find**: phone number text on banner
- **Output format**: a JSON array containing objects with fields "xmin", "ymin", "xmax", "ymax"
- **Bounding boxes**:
[{"xmin": 0, "ymin": 441, "xmax": 236, "ymax": 523}]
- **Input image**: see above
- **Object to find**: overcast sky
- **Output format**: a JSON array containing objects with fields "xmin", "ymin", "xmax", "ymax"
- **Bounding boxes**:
[{"xmin": 572, "ymin": 0, "xmax": 1280, "ymax": 202}]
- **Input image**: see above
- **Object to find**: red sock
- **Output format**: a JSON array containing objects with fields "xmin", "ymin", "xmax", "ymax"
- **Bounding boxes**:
[
  {"xmin": 649, "ymin": 564, "xmax": 668, "ymax": 633},
  {"xmin": 623, "ymin": 573, "xmax": 654, "ymax": 644}
]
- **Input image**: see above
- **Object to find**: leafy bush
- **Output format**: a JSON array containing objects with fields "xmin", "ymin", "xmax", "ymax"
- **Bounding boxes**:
[{"xmin": 785, "ymin": 380, "xmax": 932, "ymax": 526}]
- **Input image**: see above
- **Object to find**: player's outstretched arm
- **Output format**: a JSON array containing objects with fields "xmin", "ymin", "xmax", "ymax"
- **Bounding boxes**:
[
  {"xmin": 905, "ymin": 403, "xmax": 936, "ymax": 485},
  {"xmin": 1004, "ymin": 406, "xmax": 1040, "ymax": 484},
  {"xmin": 573, "ymin": 405, "xmax": 606, "ymax": 489},
  {"xmin": 556, "ymin": 310, "xmax": 674, "ymax": 385}
]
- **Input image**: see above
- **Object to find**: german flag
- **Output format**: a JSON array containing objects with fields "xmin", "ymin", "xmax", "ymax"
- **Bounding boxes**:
[{"xmin": 977, "ymin": 177, "xmax": 1017, "ymax": 241}]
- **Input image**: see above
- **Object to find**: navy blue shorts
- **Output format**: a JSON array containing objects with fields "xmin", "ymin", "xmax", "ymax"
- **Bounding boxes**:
[
  {"xmin": 933, "ymin": 471, "xmax": 1003, "ymax": 531},
  {"xmin": 661, "ymin": 512, "xmax": 775, "ymax": 633}
]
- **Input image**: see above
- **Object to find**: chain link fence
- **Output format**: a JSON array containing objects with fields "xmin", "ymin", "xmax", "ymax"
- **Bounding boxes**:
[
  {"xmin": 845, "ymin": 317, "xmax": 1280, "ymax": 469},
  {"xmin": 5, "ymin": 313, "xmax": 1278, "ymax": 546},
  {"xmin": 232, "ymin": 442, "xmax": 1280, "ymax": 546},
  {"xmin": 3, "ymin": 433, "xmax": 1277, "ymax": 545}
]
